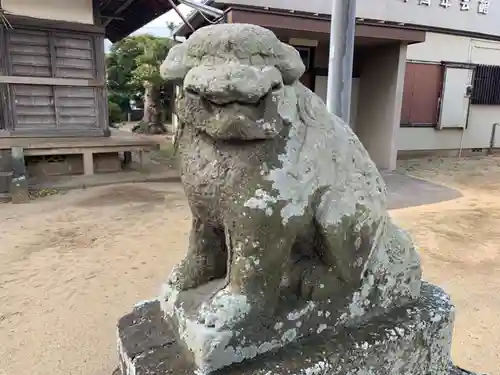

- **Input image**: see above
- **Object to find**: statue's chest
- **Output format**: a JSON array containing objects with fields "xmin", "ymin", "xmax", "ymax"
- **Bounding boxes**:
[{"xmin": 180, "ymin": 144, "xmax": 264, "ymax": 220}]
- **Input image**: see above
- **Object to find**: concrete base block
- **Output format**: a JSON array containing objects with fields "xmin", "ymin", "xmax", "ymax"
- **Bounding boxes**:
[
  {"xmin": 10, "ymin": 147, "xmax": 29, "ymax": 204},
  {"xmin": 116, "ymin": 283, "xmax": 482, "ymax": 375},
  {"xmin": 94, "ymin": 152, "xmax": 122, "ymax": 173}
]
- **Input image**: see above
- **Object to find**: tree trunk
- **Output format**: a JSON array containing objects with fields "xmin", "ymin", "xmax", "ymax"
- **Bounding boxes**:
[{"xmin": 141, "ymin": 83, "xmax": 166, "ymax": 134}]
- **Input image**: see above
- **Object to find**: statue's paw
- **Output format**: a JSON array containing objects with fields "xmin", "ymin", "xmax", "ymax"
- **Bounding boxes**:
[
  {"xmin": 197, "ymin": 288, "xmax": 252, "ymax": 330},
  {"xmin": 166, "ymin": 261, "xmax": 198, "ymax": 291},
  {"xmin": 167, "ymin": 266, "xmax": 181, "ymax": 285},
  {"xmin": 165, "ymin": 265, "xmax": 185, "ymax": 291}
]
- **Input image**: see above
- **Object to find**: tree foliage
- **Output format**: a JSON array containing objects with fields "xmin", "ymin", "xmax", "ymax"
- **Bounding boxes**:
[
  {"xmin": 166, "ymin": 21, "xmax": 177, "ymax": 41},
  {"xmin": 129, "ymin": 35, "xmax": 174, "ymax": 87},
  {"xmin": 106, "ymin": 34, "xmax": 178, "ymax": 132}
]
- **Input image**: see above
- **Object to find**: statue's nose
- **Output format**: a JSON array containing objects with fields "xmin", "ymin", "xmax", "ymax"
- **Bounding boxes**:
[{"xmin": 184, "ymin": 64, "xmax": 282, "ymax": 105}]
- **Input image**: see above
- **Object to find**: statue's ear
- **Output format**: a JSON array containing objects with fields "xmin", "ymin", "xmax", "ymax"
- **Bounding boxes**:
[
  {"xmin": 160, "ymin": 43, "xmax": 190, "ymax": 82},
  {"xmin": 275, "ymin": 43, "xmax": 306, "ymax": 85}
]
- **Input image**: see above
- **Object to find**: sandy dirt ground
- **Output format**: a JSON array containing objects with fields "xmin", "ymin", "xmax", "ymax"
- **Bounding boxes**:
[
  {"xmin": 0, "ymin": 156, "xmax": 499, "ymax": 375},
  {"xmin": 394, "ymin": 156, "xmax": 500, "ymax": 375}
]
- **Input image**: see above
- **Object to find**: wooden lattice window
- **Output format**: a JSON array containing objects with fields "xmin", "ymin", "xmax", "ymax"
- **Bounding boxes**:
[
  {"xmin": 7, "ymin": 29, "xmax": 96, "ymax": 78},
  {"xmin": 11, "ymin": 84, "xmax": 99, "ymax": 131},
  {"xmin": 5, "ymin": 28, "xmax": 100, "ymax": 132}
]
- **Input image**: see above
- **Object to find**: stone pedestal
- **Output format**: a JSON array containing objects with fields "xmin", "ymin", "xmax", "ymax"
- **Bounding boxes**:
[{"xmin": 116, "ymin": 282, "xmax": 473, "ymax": 375}]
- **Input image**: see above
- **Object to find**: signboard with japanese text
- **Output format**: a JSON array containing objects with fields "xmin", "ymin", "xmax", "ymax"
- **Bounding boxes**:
[
  {"xmin": 409, "ymin": 0, "xmax": 490, "ymax": 15},
  {"xmin": 217, "ymin": 0, "xmax": 500, "ymax": 37}
]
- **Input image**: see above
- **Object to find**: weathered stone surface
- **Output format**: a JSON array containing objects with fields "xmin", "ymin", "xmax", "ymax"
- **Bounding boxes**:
[
  {"xmin": 118, "ymin": 282, "xmax": 460, "ymax": 375},
  {"xmin": 157, "ymin": 23, "xmax": 422, "ymax": 372},
  {"xmin": 114, "ymin": 22, "xmax": 489, "ymax": 375}
]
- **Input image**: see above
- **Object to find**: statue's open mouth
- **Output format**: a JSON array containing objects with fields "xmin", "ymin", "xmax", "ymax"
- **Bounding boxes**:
[{"xmin": 184, "ymin": 90, "xmax": 283, "ymax": 143}]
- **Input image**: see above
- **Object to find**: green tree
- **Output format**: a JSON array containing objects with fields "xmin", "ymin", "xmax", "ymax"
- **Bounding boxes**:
[
  {"xmin": 106, "ymin": 34, "xmax": 177, "ymax": 134},
  {"xmin": 166, "ymin": 21, "xmax": 178, "ymax": 41}
]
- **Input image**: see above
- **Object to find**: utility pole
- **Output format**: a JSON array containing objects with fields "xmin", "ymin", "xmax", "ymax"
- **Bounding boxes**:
[{"xmin": 326, "ymin": 0, "xmax": 356, "ymax": 124}]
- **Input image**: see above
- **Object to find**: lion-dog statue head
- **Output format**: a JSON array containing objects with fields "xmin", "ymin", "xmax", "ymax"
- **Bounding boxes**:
[
  {"xmin": 159, "ymin": 23, "xmax": 422, "ymax": 373},
  {"xmin": 161, "ymin": 23, "xmax": 304, "ymax": 144}
]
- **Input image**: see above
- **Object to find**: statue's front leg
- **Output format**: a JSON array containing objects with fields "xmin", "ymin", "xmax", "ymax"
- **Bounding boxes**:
[
  {"xmin": 168, "ymin": 216, "xmax": 226, "ymax": 291},
  {"xmin": 198, "ymin": 213, "xmax": 295, "ymax": 329}
]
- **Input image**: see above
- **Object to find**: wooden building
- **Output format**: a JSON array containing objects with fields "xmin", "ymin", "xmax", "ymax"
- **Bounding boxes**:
[{"xmin": 0, "ymin": 0, "xmax": 176, "ymax": 200}]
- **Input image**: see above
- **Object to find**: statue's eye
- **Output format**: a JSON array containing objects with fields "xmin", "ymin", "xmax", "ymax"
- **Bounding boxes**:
[{"xmin": 271, "ymin": 82, "xmax": 282, "ymax": 91}]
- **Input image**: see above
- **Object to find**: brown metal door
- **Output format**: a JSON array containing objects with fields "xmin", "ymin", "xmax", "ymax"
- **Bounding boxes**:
[{"xmin": 401, "ymin": 62, "xmax": 443, "ymax": 126}]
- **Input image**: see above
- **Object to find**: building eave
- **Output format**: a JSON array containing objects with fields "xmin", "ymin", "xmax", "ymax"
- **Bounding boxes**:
[
  {"xmin": 101, "ymin": 0, "xmax": 179, "ymax": 43},
  {"xmin": 173, "ymin": 0, "xmax": 225, "ymax": 37}
]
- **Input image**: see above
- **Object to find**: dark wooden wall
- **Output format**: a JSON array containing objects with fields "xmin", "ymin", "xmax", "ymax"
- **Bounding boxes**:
[{"xmin": 0, "ymin": 16, "xmax": 108, "ymax": 138}]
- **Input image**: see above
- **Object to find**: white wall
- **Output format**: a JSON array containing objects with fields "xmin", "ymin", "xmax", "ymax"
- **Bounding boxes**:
[
  {"xmin": 314, "ymin": 76, "xmax": 359, "ymax": 131},
  {"xmin": 400, "ymin": 33, "xmax": 500, "ymax": 151},
  {"xmin": 407, "ymin": 33, "xmax": 500, "ymax": 63},
  {"xmin": 399, "ymin": 106, "xmax": 500, "ymax": 150},
  {"xmin": 2, "ymin": 0, "xmax": 94, "ymax": 24},
  {"xmin": 217, "ymin": 0, "xmax": 500, "ymax": 37}
]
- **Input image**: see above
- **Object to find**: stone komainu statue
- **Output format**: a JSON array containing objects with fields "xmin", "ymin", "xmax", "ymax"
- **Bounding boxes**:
[{"xmin": 158, "ymin": 23, "xmax": 423, "ymax": 372}]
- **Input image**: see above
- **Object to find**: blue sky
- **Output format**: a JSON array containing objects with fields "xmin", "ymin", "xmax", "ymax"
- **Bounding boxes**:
[{"xmin": 104, "ymin": 4, "xmax": 192, "ymax": 51}]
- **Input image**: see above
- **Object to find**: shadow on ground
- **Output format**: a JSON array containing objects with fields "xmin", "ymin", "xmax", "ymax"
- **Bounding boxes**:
[{"xmin": 382, "ymin": 171, "xmax": 462, "ymax": 210}]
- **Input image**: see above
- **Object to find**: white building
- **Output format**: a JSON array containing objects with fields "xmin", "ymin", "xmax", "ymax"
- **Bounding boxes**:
[{"xmin": 176, "ymin": 0, "xmax": 500, "ymax": 170}]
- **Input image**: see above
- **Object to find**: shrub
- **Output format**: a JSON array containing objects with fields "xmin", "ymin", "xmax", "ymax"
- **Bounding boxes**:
[{"xmin": 108, "ymin": 101, "xmax": 125, "ymax": 125}]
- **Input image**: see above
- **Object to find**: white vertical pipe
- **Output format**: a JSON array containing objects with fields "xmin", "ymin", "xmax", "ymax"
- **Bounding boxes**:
[{"xmin": 326, "ymin": 0, "xmax": 357, "ymax": 124}]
